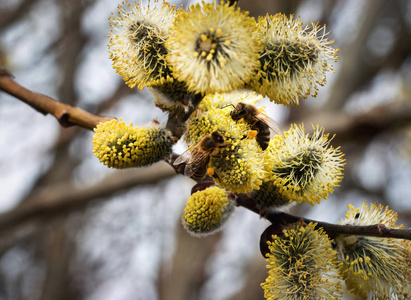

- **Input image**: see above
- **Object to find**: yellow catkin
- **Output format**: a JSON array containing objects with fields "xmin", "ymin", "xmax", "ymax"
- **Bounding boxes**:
[
  {"xmin": 166, "ymin": 1, "xmax": 262, "ymax": 94},
  {"xmin": 108, "ymin": 0, "xmax": 176, "ymax": 89},
  {"xmin": 250, "ymin": 13, "xmax": 338, "ymax": 106},
  {"xmin": 182, "ymin": 186, "xmax": 235, "ymax": 236},
  {"xmin": 184, "ymin": 91, "xmax": 267, "ymax": 193},
  {"xmin": 262, "ymin": 222, "xmax": 342, "ymax": 300},
  {"xmin": 93, "ymin": 119, "xmax": 173, "ymax": 168},
  {"xmin": 334, "ymin": 201, "xmax": 411, "ymax": 299},
  {"xmin": 264, "ymin": 123, "xmax": 345, "ymax": 206}
]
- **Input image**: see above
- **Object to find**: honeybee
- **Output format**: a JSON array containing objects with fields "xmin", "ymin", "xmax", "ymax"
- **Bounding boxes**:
[
  {"xmin": 173, "ymin": 131, "xmax": 226, "ymax": 181},
  {"xmin": 230, "ymin": 102, "xmax": 281, "ymax": 150}
]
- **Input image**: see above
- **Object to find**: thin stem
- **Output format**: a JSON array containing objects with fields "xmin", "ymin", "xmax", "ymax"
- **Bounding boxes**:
[
  {"xmin": 236, "ymin": 193, "xmax": 411, "ymax": 241},
  {"xmin": 0, "ymin": 163, "xmax": 175, "ymax": 232}
]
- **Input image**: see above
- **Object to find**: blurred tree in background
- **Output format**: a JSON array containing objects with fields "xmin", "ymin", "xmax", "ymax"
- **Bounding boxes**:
[{"xmin": 0, "ymin": 0, "xmax": 410, "ymax": 299}]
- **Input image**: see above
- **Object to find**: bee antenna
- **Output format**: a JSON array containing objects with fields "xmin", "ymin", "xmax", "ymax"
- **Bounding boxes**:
[{"xmin": 221, "ymin": 104, "xmax": 236, "ymax": 109}]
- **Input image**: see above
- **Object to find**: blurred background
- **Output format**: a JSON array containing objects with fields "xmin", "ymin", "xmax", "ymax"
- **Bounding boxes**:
[{"xmin": 0, "ymin": 0, "xmax": 410, "ymax": 299}]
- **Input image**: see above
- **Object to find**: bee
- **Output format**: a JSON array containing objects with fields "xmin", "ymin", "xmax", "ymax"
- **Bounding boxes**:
[
  {"xmin": 230, "ymin": 102, "xmax": 281, "ymax": 150},
  {"xmin": 173, "ymin": 131, "xmax": 226, "ymax": 181}
]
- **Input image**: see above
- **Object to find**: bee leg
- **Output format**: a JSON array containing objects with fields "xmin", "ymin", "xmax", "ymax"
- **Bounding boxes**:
[
  {"xmin": 207, "ymin": 167, "xmax": 215, "ymax": 177},
  {"xmin": 247, "ymin": 130, "xmax": 258, "ymax": 139}
]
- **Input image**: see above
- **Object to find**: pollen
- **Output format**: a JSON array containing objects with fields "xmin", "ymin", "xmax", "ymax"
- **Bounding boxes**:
[
  {"xmin": 182, "ymin": 186, "xmax": 235, "ymax": 237},
  {"xmin": 247, "ymin": 130, "xmax": 258, "ymax": 139},
  {"xmin": 207, "ymin": 167, "xmax": 215, "ymax": 177}
]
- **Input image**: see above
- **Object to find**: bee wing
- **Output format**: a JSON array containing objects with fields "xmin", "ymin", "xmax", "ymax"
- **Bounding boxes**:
[
  {"xmin": 173, "ymin": 147, "xmax": 195, "ymax": 166},
  {"xmin": 255, "ymin": 114, "xmax": 282, "ymax": 136},
  {"xmin": 183, "ymin": 151, "xmax": 210, "ymax": 178},
  {"xmin": 173, "ymin": 146, "xmax": 210, "ymax": 178}
]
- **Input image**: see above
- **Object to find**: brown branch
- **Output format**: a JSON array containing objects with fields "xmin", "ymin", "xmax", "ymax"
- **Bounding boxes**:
[
  {"xmin": 0, "ymin": 0, "xmax": 37, "ymax": 30},
  {"xmin": 235, "ymin": 193, "xmax": 411, "ymax": 256},
  {"xmin": 259, "ymin": 212, "xmax": 411, "ymax": 257},
  {"xmin": 2, "ymin": 68, "xmax": 410, "ymax": 244},
  {"xmin": 292, "ymin": 101, "xmax": 411, "ymax": 146},
  {"xmin": 264, "ymin": 210, "xmax": 411, "ymax": 240},
  {"xmin": 0, "ymin": 70, "xmax": 113, "ymax": 130},
  {"xmin": 3, "ymin": 66, "xmax": 408, "ymax": 143},
  {"xmin": 0, "ymin": 162, "xmax": 176, "ymax": 232},
  {"xmin": 165, "ymin": 93, "xmax": 203, "ymax": 139}
]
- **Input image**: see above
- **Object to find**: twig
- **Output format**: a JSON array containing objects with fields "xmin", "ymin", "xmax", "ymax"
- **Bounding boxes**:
[
  {"xmin": 0, "ymin": 71, "xmax": 113, "ymax": 130},
  {"xmin": 0, "ymin": 163, "xmax": 176, "ymax": 232},
  {"xmin": 235, "ymin": 193, "xmax": 411, "ymax": 249},
  {"xmin": 165, "ymin": 93, "xmax": 203, "ymax": 139},
  {"xmin": 259, "ymin": 211, "xmax": 411, "ymax": 257},
  {"xmin": 294, "ymin": 102, "xmax": 411, "ymax": 146},
  {"xmin": 264, "ymin": 210, "xmax": 411, "ymax": 240}
]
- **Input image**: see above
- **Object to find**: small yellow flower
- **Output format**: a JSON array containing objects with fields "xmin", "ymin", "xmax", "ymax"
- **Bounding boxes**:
[
  {"xmin": 92, "ymin": 119, "xmax": 173, "ymax": 168},
  {"xmin": 183, "ymin": 186, "xmax": 235, "ymax": 236},
  {"xmin": 262, "ymin": 222, "xmax": 342, "ymax": 300},
  {"xmin": 166, "ymin": 1, "xmax": 262, "ymax": 94},
  {"xmin": 250, "ymin": 13, "xmax": 339, "ymax": 106},
  {"xmin": 334, "ymin": 201, "xmax": 411, "ymax": 299},
  {"xmin": 108, "ymin": 0, "xmax": 176, "ymax": 89},
  {"xmin": 264, "ymin": 124, "xmax": 345, "ymax": 205}
]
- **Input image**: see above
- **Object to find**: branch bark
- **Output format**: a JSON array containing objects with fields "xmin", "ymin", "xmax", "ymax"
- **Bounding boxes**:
[
  {"xmin": 0, "ymin": 163, "xmax": 176, "ymax": 231},
  {"xmin": 263, "ymin": 210, "xmax": 411, "ymax": 240},
  {"xmin": 0, "ymin": 71, "xmax": 113, "ymax": 130},
  {"xmin": 233, "ymin": 194, "xmax": 411, "ymax": 257},
  {"xmin": 235, "ymin": 193, "xmax": 411, "ymax": 249},
  {"xmin": 259, "ymin": 211, "xmax": 411, "ymax": 257},
  {"xmin": 293, "ymin": 101, "xmax": 411, "ymax": 146}
]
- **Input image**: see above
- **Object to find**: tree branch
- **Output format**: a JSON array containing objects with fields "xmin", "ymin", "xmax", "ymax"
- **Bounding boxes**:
[
  {"xmin": 0, "ymin": 162, "xmax": 176, "ymax": 232},
  {"xmin": 235, "ymin": 193, "xmax": 411, "ymax": 256},
  {"xmin": 259, "ymin": 211, "xmax": 411, "ymax": 256},
  {"xmin": 1, "ymin": 69, "xmax": 410, "ymax": 245},
  {"xmin": 0, "ymin": 70, "xmax": 113, "ymax": 130},
  {"xmin": 264, "ymin": 210, "xmax": 411, "ymax": 239}
]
